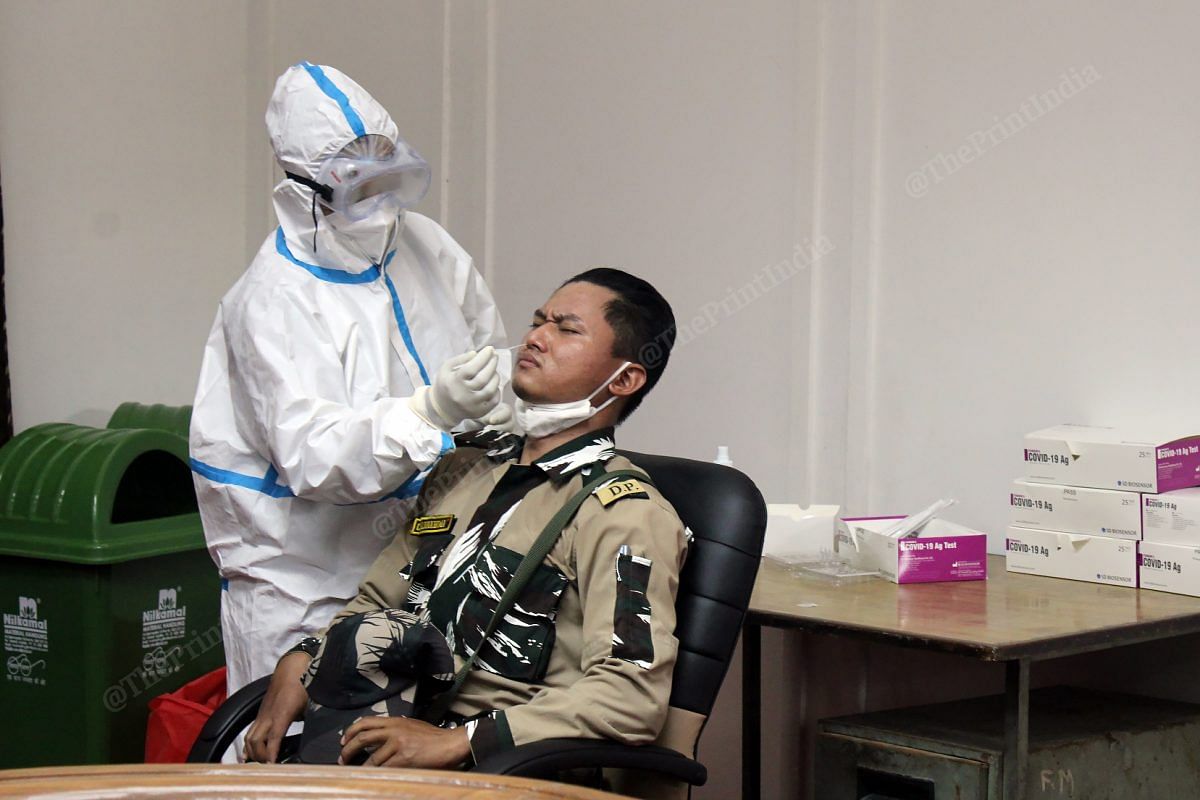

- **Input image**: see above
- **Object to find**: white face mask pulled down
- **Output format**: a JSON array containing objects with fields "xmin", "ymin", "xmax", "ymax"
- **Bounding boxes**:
[{"xmin": 515, "ymin": 361, "xmax": 632, "ymax": 438}]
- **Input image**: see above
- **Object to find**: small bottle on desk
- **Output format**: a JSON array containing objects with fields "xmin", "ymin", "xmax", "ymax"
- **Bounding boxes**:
[{"xmin": 714, "ymin": 446, "xmax": 733, "ymax": 468}]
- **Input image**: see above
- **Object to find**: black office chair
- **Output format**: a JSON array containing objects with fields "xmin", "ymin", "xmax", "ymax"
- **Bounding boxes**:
[{"xmin": 189, "ymin": 451, "xmax": 767, "ymax": 798}]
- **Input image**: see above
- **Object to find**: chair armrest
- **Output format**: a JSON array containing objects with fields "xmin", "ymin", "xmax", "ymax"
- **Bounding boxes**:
[
  {"xmin": 471, "ymin": 738, "xmax": 707, "ymax": 786},
  {"xmin": 186, "ymin": 675, "xmax": 272, "ymax": 763}
]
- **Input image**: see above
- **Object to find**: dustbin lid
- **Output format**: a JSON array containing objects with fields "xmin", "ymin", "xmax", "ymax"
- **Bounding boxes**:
[
  {"xmin": 0, "ymin": 423, "xmax": 203, "ymax": 565},
  {"xmin": 107, "ymin": 402, "xmax": 192, "ymax": 440}
]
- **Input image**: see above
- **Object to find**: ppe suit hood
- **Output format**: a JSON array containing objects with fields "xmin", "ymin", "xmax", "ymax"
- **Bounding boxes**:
[
  {"xmin": 266, "ymin": 62, "xmax": 405, "ymax": 271},
  {"xmin": 266, "ymin": 62, "xmax": 399, "ymax": 179}
]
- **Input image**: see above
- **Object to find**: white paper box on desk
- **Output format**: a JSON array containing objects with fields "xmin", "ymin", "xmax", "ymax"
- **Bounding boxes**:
[
  {"xmin": 761, "ymin": 504, "xmax": 840, "ymax": 565},
  {"xmin": 834, "ymin": 517, "xmax": 988, "ymax": 584},
  {"xmin": 1010, "ymin": 479, "xmax": 1141, "ymax": 539},
  {"xmin": 1142, "ymin": 487, "xmax": 1200, "ymax": 546},
  {"xmin": 1005, "ymin": 526, "xmax": 1137, "ymax": 587},
  {"xmin": 1138, "ymin": 540, "xmax": 1200, "ymax": 597},
  {"xmin": 1023, "ymin": 424, "xmax": 1200, "ymax": 493}
]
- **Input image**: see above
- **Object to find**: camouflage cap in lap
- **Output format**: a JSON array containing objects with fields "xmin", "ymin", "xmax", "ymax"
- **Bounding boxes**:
[{"xmin": 297, "ymin": 608, "xmax": 454, "ymax": 764}]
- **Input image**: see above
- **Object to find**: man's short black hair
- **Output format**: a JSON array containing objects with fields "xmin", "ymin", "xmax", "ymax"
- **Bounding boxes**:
[{"xmin": 562, "ymin": 268, "xmax": 676, "ymax": 422}]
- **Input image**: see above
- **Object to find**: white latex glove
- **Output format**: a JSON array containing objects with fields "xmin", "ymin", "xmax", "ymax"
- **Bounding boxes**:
[
  {"xmin": 479, "ymin": 402, "xmax": 518, "ymax": 434},
  {"xmin": 408, "ymin": 347, "xmax": 501, "ymax": 431}
]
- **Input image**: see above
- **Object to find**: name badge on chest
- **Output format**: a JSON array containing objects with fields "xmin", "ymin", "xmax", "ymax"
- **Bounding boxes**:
[{"xmin": 410, "ymin": 514, "xmax": 456, "ymax": 536}]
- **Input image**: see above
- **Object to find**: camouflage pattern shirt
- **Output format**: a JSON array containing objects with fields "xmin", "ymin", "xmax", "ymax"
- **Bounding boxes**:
[{"xmin": 321, "ymin": 427, "xmax": 688, "ymax": 762}]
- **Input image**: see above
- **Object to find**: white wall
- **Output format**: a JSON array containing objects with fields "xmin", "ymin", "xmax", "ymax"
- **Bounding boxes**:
[
  {"xmin": 485, "ymin": 0, "xmax": 817, "ymax": 502},
  {"xmin": 5, "ymin": 1, "xmax": 1200, "ymax": 798},
  {"xmin": 0, "ymin": 0, "xmax": 255, "ymax": 427},
  {"xmin": 818, "ymin": 1, "xmax": 1200, "ymax": 550}
]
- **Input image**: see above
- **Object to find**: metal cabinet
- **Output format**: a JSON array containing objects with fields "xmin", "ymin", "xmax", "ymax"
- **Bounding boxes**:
[{"xmin": 815, "ymin": 686, "xmax": 1200, "ymax": 799}]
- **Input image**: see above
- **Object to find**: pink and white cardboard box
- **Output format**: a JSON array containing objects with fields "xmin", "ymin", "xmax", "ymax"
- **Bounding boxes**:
[{"xmin": 835, "ymin": 516, "xmax": 988, "ymax": 584}]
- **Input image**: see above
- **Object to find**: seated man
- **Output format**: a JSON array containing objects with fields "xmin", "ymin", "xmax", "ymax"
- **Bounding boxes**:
[{"xmin": 246, "ymin": 268, "xmax": 684, "ymax": 770}]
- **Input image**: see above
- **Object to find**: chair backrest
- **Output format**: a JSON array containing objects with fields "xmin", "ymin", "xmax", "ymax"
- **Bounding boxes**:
[{"xmin": 618, "ymin": 451, "xmax": 767, "ymax": 727}]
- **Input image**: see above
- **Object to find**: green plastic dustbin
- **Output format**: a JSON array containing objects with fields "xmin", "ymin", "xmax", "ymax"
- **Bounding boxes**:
[
  {"xmin": 107, "ymin": 402, "xmax": 193, "ymax": 440},
  {"xmin": 0, "ymin": 422, "xmax": 223, "ymax": 767}
]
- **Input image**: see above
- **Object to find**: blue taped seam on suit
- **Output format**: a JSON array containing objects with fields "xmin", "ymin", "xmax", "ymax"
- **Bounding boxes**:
[
  {"xmin": 299, "ymin": 61, "xmax": 366, "ymax": 138},
  {"xmin": 275, "ymin": 231, "xmax": 428, "ymax": 387},
  {"xmin": 378, "ymin": 468, "xmax": 428, "ymax": 502},
  {"xmin": 384, "ymin": 273, "xmax": 432, "ymax": 386},
  {"xmin": 365, "ymin": 436, "xmax": 451, "ymax": 503},
  {"xmin": 192, "ymin": 457, "xmax": 435, "ymax": 505},
  {"xmin": 275, "ymin": 228, "xmax": 381, "ymax": 284},
  {"xmin": 190, "ymin": 458, "xmax": 295, "ymax": 498},
  {"xmin": 360, "ymin": 437, "xmax": 450, "ymax": 504}
]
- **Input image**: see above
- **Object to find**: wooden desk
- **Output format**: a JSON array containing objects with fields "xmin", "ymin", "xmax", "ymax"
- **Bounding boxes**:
[
  {"xmin": 0, "ymin": 764, "xmax": 628, "ymax": 799},
  {"xmin": 742, "ymin": 554, "xmax": 1200, "ymax": 799}
]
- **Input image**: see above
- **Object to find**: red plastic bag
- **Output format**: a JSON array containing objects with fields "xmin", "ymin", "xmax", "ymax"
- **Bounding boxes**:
[{"xmin": 145, "ymin": 666, "xmax": 227, "ymax": 762}]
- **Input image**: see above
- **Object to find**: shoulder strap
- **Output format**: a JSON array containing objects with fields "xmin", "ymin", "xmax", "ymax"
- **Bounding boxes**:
[{"xmin": 421, "ymin": 467, "xmax": 652, "ymax": 723}]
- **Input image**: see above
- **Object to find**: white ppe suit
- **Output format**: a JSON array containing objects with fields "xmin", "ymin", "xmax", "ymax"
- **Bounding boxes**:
[{"xmin": 189, "ymin": 62, "xmax": 506, "ymax": 695}]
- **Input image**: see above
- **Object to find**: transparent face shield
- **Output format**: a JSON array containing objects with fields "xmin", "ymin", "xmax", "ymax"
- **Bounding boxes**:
[{"xmin": 314, "ymin": 134, "xmax": 431, "ymax": 221}]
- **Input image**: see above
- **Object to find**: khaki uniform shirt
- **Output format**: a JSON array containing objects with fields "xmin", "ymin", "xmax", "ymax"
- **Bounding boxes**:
[{"xmin": 323, "ymin": 427, "xmax": 688, "ymax": 761}]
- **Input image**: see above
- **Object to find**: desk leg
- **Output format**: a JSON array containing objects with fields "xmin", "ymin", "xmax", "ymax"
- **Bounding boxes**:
[
  {"xmin": 742, "ymin": 623, "xmax": 761, "ymax": 800},
  {"xmin": 1002, "ymin": 658, "xmax": 1030, "ymax": 799}
]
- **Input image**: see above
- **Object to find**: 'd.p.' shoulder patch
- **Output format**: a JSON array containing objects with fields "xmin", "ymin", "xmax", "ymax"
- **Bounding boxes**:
[
  {"xmin": 410, "ymin": 514, "xmax": 456, "ymax": 536},
  {"xmin": 595, "ymin": 478, "xmax": 650, "ymax": 507}
]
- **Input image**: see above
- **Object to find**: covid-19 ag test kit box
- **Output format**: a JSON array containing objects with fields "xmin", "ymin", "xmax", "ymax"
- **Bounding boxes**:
[
  {"xmin": 835, "ymin": 516, "xmax": 988, "ymax": 584},
  {"xmin": 1138, "ymin": 540, "xmax": 1200, "ymax": 598},
  {"xmin": 1142, "ymin": 487, "xmax": 1200, "ymax": 546},
  {"xmin": 1023, "ymin": 424, "xmax": 1200, "ymax": 493},
  {"xmin": 1009, "ymin": 479, "xmax": 1141, "ymax": 539},
  {"xmin": 1005, "ymin": 526, "xmax": 1138, "ymax": 587}
]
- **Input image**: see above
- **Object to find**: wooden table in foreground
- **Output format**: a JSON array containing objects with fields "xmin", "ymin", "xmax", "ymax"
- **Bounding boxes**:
[
  {"xmin": 0, "ymin": 764, "xmax": 628, "ymax": 799},
  {"xmin": 741, "ymin": 554, "xmax": 1200, "ymax": 799}
]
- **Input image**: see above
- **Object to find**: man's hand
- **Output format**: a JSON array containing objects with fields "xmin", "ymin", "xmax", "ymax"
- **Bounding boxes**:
[
  {"xmin": 243, "ymin": 652, "xmax": 311, "ymax": 763},
  {"xmin": 339, "ymin": 716, "xmax": 471, "ymax": 769}
]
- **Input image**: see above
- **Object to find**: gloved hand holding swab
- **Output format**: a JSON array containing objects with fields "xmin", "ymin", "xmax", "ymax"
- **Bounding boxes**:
[
  {"xmin": 409, "ymin": 346, "xmax": 503, "ymax": 430},
  {"xmin": 451, "ymin": 343, "xmax": 524, "ymax": 370}
]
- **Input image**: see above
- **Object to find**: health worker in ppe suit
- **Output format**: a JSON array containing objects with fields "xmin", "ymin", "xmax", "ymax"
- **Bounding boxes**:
[{"xmin": 190, "ymin": 61, "xmax": 512, "ymax": 701}]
